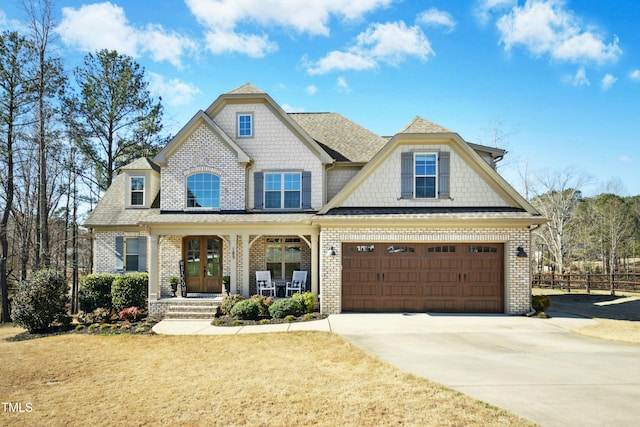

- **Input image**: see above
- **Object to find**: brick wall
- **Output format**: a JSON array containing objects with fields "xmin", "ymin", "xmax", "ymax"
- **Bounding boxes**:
[
  {"xmin": 319, "ymin": 226, "xmax": 531, "ymax": 315},
  {"xmin": 93, "ymin": 230, "xmax": 149, "ymax": 273},
  {"xmin": 160, "ymin": 124, "xmax": 246, "ymax": 211}
]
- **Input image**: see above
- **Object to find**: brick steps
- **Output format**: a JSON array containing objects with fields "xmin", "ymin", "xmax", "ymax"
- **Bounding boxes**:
[{"xmin": 163, "ymin": 298, "xmax": 222, "ymax": 320}]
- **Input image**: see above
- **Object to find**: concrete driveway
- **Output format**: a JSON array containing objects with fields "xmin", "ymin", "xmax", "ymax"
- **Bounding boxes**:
[{"xmin": 329, "ymin": 309, "xmax": 640, "ymax": 427}]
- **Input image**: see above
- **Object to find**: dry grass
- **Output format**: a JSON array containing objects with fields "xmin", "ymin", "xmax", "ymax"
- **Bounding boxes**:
[
  {"xmin": 0, "ymin": 325, "xmax": 534, "ymax": 427},
  {"xmin": 575, "ymin": 319, "xmax": 640, "ymax": 345}
]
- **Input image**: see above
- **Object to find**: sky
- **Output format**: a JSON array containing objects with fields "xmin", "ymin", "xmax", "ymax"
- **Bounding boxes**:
[{"xmin": 1, "ymin": 0, "xmax": 639, "ymax": 197}]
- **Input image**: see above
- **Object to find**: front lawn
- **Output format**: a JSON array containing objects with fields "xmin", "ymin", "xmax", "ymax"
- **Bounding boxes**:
[{"xmin": 0, "ymin": 325, "xmax": 534, "ymax": 426}]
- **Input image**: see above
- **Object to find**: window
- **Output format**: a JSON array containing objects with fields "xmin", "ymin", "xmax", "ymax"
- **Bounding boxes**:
[
  {"xmin": 237, "ymin": 113, "xmax": 253, "ymax": 137},
  {"xmin": 401, "ymin": 151, "xmax": 450, "ymax": 199},
  {"xmin": 415, "ymin": 153, "xmax": 437, "ymax": 198},
  {"xmin": 266, "ymin": 238, "xmax": 301, "ymax": 281},
  {"xmin": 130, "ymin": 177, "xmax": 144, "ymax": 206},
  {"xmin": 125, "ymin": 238, "xmax": 140, "ymax": 271},
  {"xmin": 264, "ymin": 172, "xmax": 301, "ymax": 209},
  {"xmin": 186, "ymin": 173, "xmax": 220, "ymax": 208}
]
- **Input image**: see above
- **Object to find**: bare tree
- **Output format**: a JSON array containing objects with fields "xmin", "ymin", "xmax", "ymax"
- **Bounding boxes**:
[{"xmin": 530, "ymin": 169, "xmax": 590, "ymax": 275}]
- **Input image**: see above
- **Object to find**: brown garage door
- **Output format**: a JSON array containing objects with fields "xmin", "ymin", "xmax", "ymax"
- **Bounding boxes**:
[{"xmin": 342, "ymin": 243, "xmax": 503, "ymax": 313}]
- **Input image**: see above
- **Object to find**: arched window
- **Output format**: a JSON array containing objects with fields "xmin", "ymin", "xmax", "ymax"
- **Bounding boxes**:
[{"xmin": 186, "ymin": 173, "xmax": 220, "ymax": 208}]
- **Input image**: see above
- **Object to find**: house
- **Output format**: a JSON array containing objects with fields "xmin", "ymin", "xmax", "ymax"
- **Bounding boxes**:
[{"xmin": 84, "ymin": 83, "xmax": 545, "ymax": 317}]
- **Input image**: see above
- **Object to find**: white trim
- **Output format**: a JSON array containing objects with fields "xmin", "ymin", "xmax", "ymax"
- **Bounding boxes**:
[
  {"xmin": 237, "ymin": 112, "xmax": 253, "ymax": 138},
  {"xmin": 413, "ymin": 152, "xmax": 438, "ymax": 199}
]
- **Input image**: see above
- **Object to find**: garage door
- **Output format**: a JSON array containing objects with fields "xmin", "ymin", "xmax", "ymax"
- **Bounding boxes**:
[{"xmin": 342, "ymin": 243, "xmax": 504, "ymax": 313}]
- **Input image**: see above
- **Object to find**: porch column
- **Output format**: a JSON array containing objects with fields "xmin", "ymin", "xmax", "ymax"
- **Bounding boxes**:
[
  {"xmin": 242, "ymin": 233, "xmax": 250, "ymax": 297},
  {"xmin": 229, "ymin": 233, "xmax": 237, "ymax": 294},
  {"xmin": 148, "ymin": 234, "xmax": 159, "ymax": 300},
  {"xmin": 311, "ymin": 232, "xmax": 319, "ymax": 298}
]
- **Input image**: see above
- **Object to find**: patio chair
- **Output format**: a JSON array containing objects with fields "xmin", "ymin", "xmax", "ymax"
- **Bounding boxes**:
[
  {"xmin": 256, "ymin": 270, "xmax": 275, "ymax": 297},
  {"xmin": 286, "ymin": 270, "xmax": 307, "ymax": 297}
]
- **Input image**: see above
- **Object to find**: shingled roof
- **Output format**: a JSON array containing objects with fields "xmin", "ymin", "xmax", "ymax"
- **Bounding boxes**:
[
  {"xmin": 398, "ymin": 116, "xmax": 453, "ymax": 134},
  {"xmin": 225, "ymin": 82, "xmax": 265, "ymax": 95},
  {"xmin": 288, "ymin": 112, "xmax": 387, "ymax": 163}
]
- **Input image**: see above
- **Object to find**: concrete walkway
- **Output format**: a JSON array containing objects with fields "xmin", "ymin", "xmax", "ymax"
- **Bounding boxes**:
[{"xmin": 152, "ymin": 317, "xmax": 332, "ymax": 335}]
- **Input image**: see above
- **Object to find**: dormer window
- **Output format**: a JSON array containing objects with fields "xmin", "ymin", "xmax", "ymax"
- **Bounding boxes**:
[
  {"xmin": 130, "ymin": 177, "xmax": 145, "ymax": 206},
  {"xmin": 237, "ymin": 113, "xmax": 253, "ymax": 138}
]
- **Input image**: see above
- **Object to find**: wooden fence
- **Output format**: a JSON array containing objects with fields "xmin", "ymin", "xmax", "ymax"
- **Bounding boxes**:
[{"xmin": 533, "ymin": 272, "xmax": 640, "ymax": 293}]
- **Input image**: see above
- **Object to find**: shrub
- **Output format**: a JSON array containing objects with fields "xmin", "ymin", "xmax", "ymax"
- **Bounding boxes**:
[
  {"xmin": 11, "ymin": 269, "xmax": 70, "ymax": 332},
  {"xmin": 284, "ymin": 315, "xmax": 295, "ymax": 322},
  {"xmin": 118, "ymin": 306, "xmax": 145, "ymax": 322},
  {"xmin": 79, "ymin": 273, "xmax": 116, "ymax": 312},
  {"xmin": 230, "ymin": 299, "xmax": 260, "ymax": 319},
  {"xmin": 77, "ymin": 307, "xmax": 112, "ymax": 325},
  {"xmin": 532, "ymin": 295, "xmax": 551, "ymax": 313},
  {"xmin": 111, "ymin": 273, "xmax": 148, "ymax": 312},
  {"xmin": 292, "ymin": 292, "xmax": 314, "ymax": 314},
  {"xmin": 269, "ymin": 297, "xmax": 305, "ymax": 319},
  {"xmin": 220, "ymin": 294, "xmax": 244, "ymax": 315},
  {"xmin": 250, "ymin": 294, "xmax": 273, "ymax": 316}
]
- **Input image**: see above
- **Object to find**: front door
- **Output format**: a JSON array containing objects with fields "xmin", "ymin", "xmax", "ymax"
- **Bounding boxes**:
[{"xmin": 183, "ymin": 236, "xmax": 223, "ymax": 293}]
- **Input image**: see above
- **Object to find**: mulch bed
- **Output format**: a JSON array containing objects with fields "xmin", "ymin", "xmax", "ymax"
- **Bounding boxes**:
[
  {"xmin": 212, "ymin": 312, "xmax": 327, "ymax": 327},
  {"xmin": 5, "ymin": 318, "xmax": 159, "ymax": 342}
]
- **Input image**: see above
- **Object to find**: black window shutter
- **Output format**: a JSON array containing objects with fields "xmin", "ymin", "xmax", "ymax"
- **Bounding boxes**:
[
  {"xmin": 138, "ymin": 237, "xmax": 147, "ymax": 272},
  {"xmin": 302, "ymin": 171, "xmax": 311, "ymax": 209},
  {"xmin": 438, "ymin": 151, "xmax": 450, "ymax": 199},
  {"xmin": 254, "ymin": 172, "xmax": 263, "ymax": 209},
  {"xmin": 401, "ymin": 152, "xmax": 414, "ymax": 199},
  {"xmin": 115, "ymin": 236, "xmax": 124, "ymax": 272}
]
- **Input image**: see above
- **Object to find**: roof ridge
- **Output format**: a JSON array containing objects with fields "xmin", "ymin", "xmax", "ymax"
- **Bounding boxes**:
[{"xmin": 398, "ymin": 116, "xmax": 452, "ymax": 134}]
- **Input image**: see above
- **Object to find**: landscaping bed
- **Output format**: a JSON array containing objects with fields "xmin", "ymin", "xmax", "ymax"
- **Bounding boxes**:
[
  {"xmin": 5, "ymin": 317, "xmax": 159, "ymax": 341},
  {"xmin": 212, "ymin": 311, "xmax": 327, "ymax": 326}
]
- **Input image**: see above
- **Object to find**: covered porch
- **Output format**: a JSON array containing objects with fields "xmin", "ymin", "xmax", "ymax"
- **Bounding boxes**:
[{"xmin": 142, "ymin": 214, "xmax": 320, "ymax": 318}]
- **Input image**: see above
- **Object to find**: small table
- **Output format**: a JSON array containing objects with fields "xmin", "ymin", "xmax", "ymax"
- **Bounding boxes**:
[{"xmin": 275, "ymin": 281, "xmax": 286, "ymax": 298}]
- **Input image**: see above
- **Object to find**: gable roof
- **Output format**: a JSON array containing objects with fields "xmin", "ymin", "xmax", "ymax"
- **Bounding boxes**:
[
  {"xmin": 119, "ymin": 157, "xmax": 160, "ymax": 173},
  {"xmin": 288, "ymin": 113, "xmax": 387, "ymax": 163},
  {"xmin": 153, "ymin": 110, "xmax": 251, "ymax": 165},
  {"xmin": 319, "ymin": 116, "xmax": 540, "ymax": 216},
  {"xmin": 203, "ymin": 83, "xmax": 334, "ymax": 164},
  {"xmin": 399, "ymin": 116, "xmax": 453, "ymax": 134}
]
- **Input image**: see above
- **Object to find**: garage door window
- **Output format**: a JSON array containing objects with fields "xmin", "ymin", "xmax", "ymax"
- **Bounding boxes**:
[{"xmin": 427, "ymin": 245, "xmax": 456, "ymax": 253}]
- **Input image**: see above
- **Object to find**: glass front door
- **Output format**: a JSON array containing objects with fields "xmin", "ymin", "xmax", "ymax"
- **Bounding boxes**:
[{"xmin": 183, "ymin": 236, "xmax": 222, "ymax": 293}]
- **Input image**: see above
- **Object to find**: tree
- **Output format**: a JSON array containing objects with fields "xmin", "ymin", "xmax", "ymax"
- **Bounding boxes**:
[
  {"xmin": 0, "ymin": 31, "xmax": 35, "ymax": 322},
  {"xmin": 530, "ymin": 170, "xmax": 589, "ymax": 275},
  {"xmin": 67, "ymin": 49, "xmax": 165, "ymax": 192},
  {"xmin": 588, "ymin": 194, "xmax": 635, "ymax": 294},
  {"xmin": 23, "ymin": 0, "xmax": 66, "ymax": 268}
]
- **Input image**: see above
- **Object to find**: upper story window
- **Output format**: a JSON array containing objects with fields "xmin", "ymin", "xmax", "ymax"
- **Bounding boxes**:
[
  {"xmin": 414, "ymin": 153, "xmax": 437, "ymax": 198},
  {"xmin": 265, "ymin": 172, "xmax": 301, "ymax": 209},
  {"xmin": 186, "ymin": 173, "xmax": 220, "ymax": 209},
  {"xmin": 237, "ymin": 113, "xmax": 253, "ymax": 138},
  {"xmin": 401, "ymin": 151, "xmax": 450, "ymax": 200},
  {"xmin": 130, "ymin": 177, "xmax": 145, "ymax": 206}
]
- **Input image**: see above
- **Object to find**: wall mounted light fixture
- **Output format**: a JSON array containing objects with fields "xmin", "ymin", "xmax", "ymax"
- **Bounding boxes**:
[
  {"xmin": 516, "ymin": 246, "xmax": 528, "ymax": 258},
  {"xmin": 326, "ymin": 246, "xmax": 336, "ymax": 257}
]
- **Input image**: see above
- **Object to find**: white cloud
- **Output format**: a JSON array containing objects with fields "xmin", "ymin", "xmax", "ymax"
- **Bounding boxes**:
[
  {"xmin": 496, "ymin": 0, "xmax": 621, "ymax": 64},
  {"xmin": 147, "ymin": 72, "xmax": 201, "ymax": 107},
  {"xmin": 0, "ymin": 9, "xmax": 25, "ymax": 31},
  {"xmin": 569, "ymin": 67, "xmax": 589, "ymax": 87},
  {"xmin": 601, "ymin": 73, "xmax": 617, "ymax": 91},
  {"xmin": 474, "ymin": 0, "xmax": 517, "ymax": 25},
  {"xmin": 337, "ymin": 76, "xmax": 350, "ymax": 92},
  {"xmin": 630, "ymin": 69, "xmax": 640, "ymax": 82},
  {"xmin": 204, "ymin": 29, "xmax": 277, "ymax": 58},
  {"xmin": 186, "ymin": 0, "xmax": 394, "ymax": 57},
  {"xmin": 306, "ymin": 21, "xmax": 434, "ymax": 75},
  {"xmin": 306, "ymin": 85, "xmax": 317, "ymax": 95},
  {"xmin": 417, "ymin": 8, "xmax": 456, "ymax": 33},
  {"xmin": 56, "ymin": 2, "xmax": 196, "ymax": 68}
]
